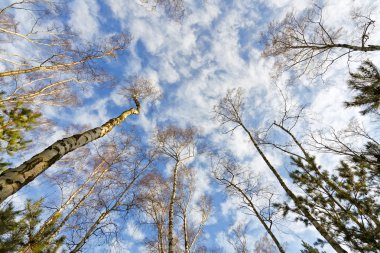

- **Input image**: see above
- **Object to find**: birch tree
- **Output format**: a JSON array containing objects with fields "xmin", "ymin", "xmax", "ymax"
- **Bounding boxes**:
[
  {"xmin": 137, "ymin": 167, "xmax": 211, "ymax": 253},
  {"xmin": 15, "ymin": 136, "xmax": 134, "ymax": 252},
  {"xmin": 152, "ymin": 126, "xmax": 197, "ymax": 253},
  {"xmin": 213, "ymin": 88, "xmax": 348, "ymax": 253},
  {"xmin": 214, "ymin": 87, "xmax": 380, "ymax": 252},
  {"xmin": 0, "ymin": 0, "xmax": 130, "ymax": 106},
  {"xmin": 213, "ymin": 157, "xmax": 285, "ymax": 253},
  {"xmin": 136, "ymin": 126, "xmax": 209, "ymax": 253},
  {"xmin": 0, "ymin": 0, "xmax": 131, "ymax": 174},
  {"xmin": 263, "ymin": 4, "xmax": 380, "ymax": 77},
  {"xmin": 66, "ymin": 138, "xmax": 155, "ymax": 252},
  {"xmin": 0, "ymin": 79, "xmax": 159, "ymax": 203},
  {"xmin": 177, "ymin": 168, "xmax": 212, "ymax": 253},
  {"xmin": 137, "ymin": 172, "xmax": 171, "ymax": 253}
]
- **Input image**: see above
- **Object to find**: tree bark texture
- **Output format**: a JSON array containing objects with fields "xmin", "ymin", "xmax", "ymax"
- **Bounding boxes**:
[
  {"xmin": 0, "ymin": 99, "xmax": 140, "ymax": 203},
  {"xmin": 168, "ymin": 162, "xmax": 179, "ymax": 253}
]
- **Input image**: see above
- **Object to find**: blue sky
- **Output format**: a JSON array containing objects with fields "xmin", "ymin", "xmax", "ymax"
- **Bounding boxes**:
[{"xmin": 3, "ymin": 0, "xmax": 380, "ymax": 252}]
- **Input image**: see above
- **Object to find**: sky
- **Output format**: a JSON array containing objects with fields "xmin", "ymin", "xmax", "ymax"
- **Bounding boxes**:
[{"xmin": 2, "ymin": 0, "xmax": 380, "ymax": 252}]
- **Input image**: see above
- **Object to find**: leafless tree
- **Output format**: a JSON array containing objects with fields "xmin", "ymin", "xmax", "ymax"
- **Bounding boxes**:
[
  {"xmin": 136, "ymin": 126, "xmax": 209, "ymax": 253},
  {"xmin": 152, "ymin": 125, "xmax": 197, "ymax": 253},
  {"xmin": 254, "ymin": 234, "xmax": 278, "ymax": 253},
  {"xmin": 177, "ymin": 168, "xmax": 212, "ymax": 253},
  {"xmin": 213, "ymin": 156, "xmax": 284, "ymax": 253},
  {"xmin": 0, "ymin": 1, "xmax": 131, "ymax": 107},
  {"xmin": 227, "ymin": 222, "xmax": 250, "ymax": 253},
  {"xmin": 0, "ymin": 79, "xmax": 159, "ymax": 203},
  {"xmin": 263, "ymin": 4, "xmax": 380, "ymax": 77},
  {"xmin": 65, "ymin": 135, "xmax": 155, "ymax": 252},
  {"xmin": 137, "ymin": 171, "xmax": 171, "ymax": 253},
  {"xmin": 213, "ymin": 88, "xmax": 348, "ymax": 253}
]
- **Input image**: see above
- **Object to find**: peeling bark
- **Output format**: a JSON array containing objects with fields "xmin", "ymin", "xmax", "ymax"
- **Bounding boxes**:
[{"xmin": 0, "ymin": 98, "xmax": 140, "ymax": 203}]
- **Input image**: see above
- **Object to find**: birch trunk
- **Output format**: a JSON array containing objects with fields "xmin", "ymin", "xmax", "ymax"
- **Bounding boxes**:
[
  {"xmin": 289, "ymin": 44, "xmax": 380, "ymax": 52},
  {"xmin": 168, "ymin": 161, "xmax": 179, "ymax": 253},
  {"xmin": 44, "ymin": 162, "xmax": 111, "ymax": 244},
  {"xmin": 228, "ymin": 179, "xmax": 285, "ymax": 253},
  {"xmin": 17, "ymin": 161, "xmax": 107, "ymax": 253},
  {"xmin": 183, "ymin": 212, "xmax": 189, "ymax": 253},
  {"xmin": 241, "ymin": 124, "xmax": 348, "ymax": 253},
  {"xmin": 0, "ymin": 50, "xmax": 115, "ymax": 78},
  {"xmin": 158, "ymin": 223, "xmax": 165, "ymax": 253},
  {"xmin": 69, "ymin": 160, "xmax": 149, "ymax": 253},
  {"xmin": 0, "ymin": 97, "xmax": 140, "ymax": 203}
]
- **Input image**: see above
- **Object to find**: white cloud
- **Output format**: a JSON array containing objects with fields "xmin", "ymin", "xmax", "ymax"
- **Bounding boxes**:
[
  {"xmin": 69, "ymin": 0, "xmax": 100, "ymax": 41},
  {"xmin": 8, "ymin": 0, "xmax": 378, "ymax": 252},
  {"xmin": 126, "ymin": 221, "xmax": 145, "ymax": 240}
]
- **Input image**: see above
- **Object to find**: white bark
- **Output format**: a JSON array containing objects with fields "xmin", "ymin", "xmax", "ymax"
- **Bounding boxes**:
[{"xmin": 0, "ymin": 98, "xmax": 140, "ymax": 203}]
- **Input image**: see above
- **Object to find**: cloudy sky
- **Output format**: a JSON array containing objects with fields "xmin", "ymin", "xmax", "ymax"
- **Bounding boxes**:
[{"xmin": 4, "ymin": 0, "xmax": 380, "ymax": 252}]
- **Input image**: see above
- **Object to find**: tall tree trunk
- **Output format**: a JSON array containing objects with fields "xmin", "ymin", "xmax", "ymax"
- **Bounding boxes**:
[
  {"xmin": 274, "ymin": 123, "xmax": 380, "ymax": 228},
  {"xmin": 168, "ymin": 161, "xmax": 180, "ymax": 253},
  {"xmin": 183, "ymin": 212, "xmax": 189, "ymax": 253},
  {"xmin": 229, "ymin": 179, "xmax": 285, "ymax": 253},
  {"xmin": 0, "ymin": 97, "xmax": 140, "ymax": 203},
  {"xmin": 0, "ymin": 50, "xmax": 116, "ymax": 78},
  {"xmin": 241, "ymin": 124, "xmax": 348, "ymax": 253},
  {"xmin": 289, "ymin": 44, "xmax": 380, "ymax": 52},
  {"xmin": 17, "ymin": 161, "xmax": 107, "ymax": 253},
  {"xmin": 44, "ymin": 162, "xmax": 111, "ymax": 244},
  {"xmin": 69, "ymin": 161, "xmax": 149, "ymax": 253},
  {"xmin": 158, "ymin": 223, "xmax": 165, "ymax": 253}
]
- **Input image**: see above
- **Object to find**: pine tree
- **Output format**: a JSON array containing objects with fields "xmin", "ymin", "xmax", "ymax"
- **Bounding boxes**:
[
  {"xmin": 0, "ymin": 202, "xmax": 24, "ymax": 252},
  {"xmin": 283, "ymin": 142, "xmax": 380, "ymax": 252},
  {"xmin": 0, "ymin": 94, "xmax": 41, "ymax": 173},
  {"xmin": 0, "ymin": 79, "xmax": 159, "ymax": 203},
  {"xmin": 345, "ymin": 60, "xmax": 380, "ymax": 114},
  {"xmin": 300, "ymin": 241, "xmax": 326, "ymax": 253},
  {"xmin": 0, "ymin": 199, "xmax": 65, "ymax": 253}
]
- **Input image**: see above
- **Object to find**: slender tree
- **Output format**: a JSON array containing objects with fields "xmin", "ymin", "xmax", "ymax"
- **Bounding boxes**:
[
  {"xmin": 254, "ymin": 234, "xmax": 278, "ymax": 253},
  {"xmin": 227, "ymin": 223, "xmax": 251, "ymax": 253},
  {"xmin": 213, "ymin": 157, "xmax": 285, "ymax": 253},
  {"xmin": 136, "ymin": 172, "xmax": 171, "ymax": 253},
  {"xmin": 213, "ymin": 88, "xmax": 348, "ymax": 253},
  {"xmin": 68, "ymin": 143, "xmax": 154, "ymax": 252},
  {"xmin": 0, "ymin": 79, "xmax": 159, "ymax": 203},
  {"xmin": 263, "ymin": 5, "xmax": 380, "ymax": 77},
  {"xmin": 152, "ymin": 126, "xmax": 197, "ymax": 253},
  {"xmin": 177, "ymin": 169, "xmax": 212, "ymax": 253}
]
